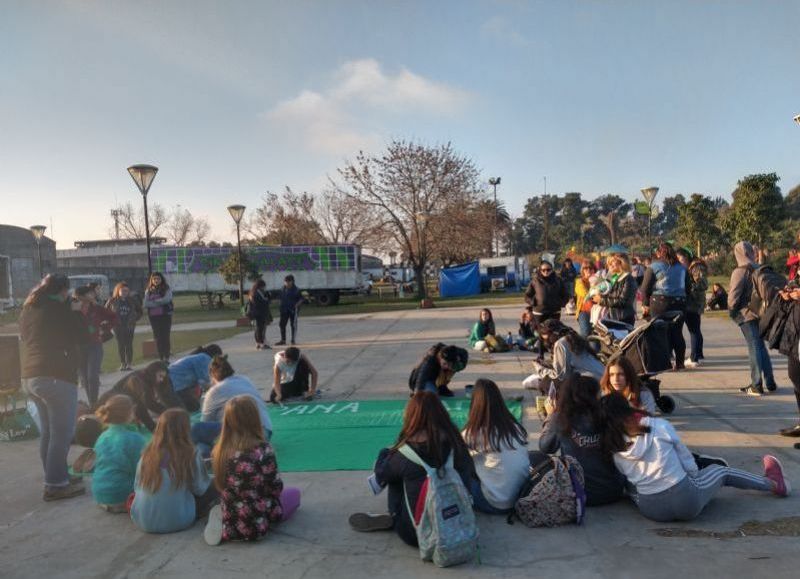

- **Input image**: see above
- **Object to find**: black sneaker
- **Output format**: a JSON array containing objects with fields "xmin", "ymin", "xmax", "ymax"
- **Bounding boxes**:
[
  {"xmin": 694, "ymin": 453, "xmax": 729, "ymax": 469},
  {"xmin": 766, "ymin": 383, "xmax": 778, "ymax": 392},
  {"xmin": 349, "ymin": 512, "xmax": 393, "ymax": 532},
  {"xmin": 779, "ymin": 424, "xmax": 800, "ymax": 437},
  {"xmin": 275, "ymin": 341, "xmax": 286, "ymax": 346},
  {"xmin": 740, "ymin": 385, "xmax": 764, "ymax": 397},
  {"xmin": 437, "ymin": 385, "xmax": 455, "ymax": 397}
]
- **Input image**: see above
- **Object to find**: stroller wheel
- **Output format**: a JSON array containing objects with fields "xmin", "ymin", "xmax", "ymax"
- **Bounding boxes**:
[{"xmin": 656, "ymin": 395, "xmax": 676, "ymax": 414}]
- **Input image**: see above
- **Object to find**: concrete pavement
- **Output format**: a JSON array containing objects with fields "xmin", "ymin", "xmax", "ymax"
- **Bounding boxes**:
[{"xmin": 2, "ymin": 304, "xmax": 800, "ymax": 578}]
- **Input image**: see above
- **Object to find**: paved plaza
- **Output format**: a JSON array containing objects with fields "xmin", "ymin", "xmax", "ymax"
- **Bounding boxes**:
[{"xmin": 2, "ymin": 304, "xmax": 800, "ymax": 578}]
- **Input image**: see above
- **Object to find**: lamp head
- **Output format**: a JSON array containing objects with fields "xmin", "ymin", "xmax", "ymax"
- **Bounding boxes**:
[
  {"xmin": 641, "ymin": 187, "xmax": 659, "ymax": 205},
  {"xmin": 30, "ymin": 225, "xmax": 47, "ymax": 241},
  {"xmin": 489, "ymin": 177, "xmax": 501, "ymax": 186},
  {"xmin": 794, "ymin": 114, "xmax": 800, "ymax": 125},
  {"xmin": 227, "ymin": 204, "xmax": 246, "ymax": 224},
  {"xmin": 127, "ymin": 164, "xmax": 159, "ymax": 196}
]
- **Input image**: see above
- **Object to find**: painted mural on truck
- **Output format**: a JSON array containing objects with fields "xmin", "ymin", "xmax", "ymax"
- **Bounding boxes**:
[{"xmin": 151, "ymin": 245, "xmax": 358, "ymax": 275}]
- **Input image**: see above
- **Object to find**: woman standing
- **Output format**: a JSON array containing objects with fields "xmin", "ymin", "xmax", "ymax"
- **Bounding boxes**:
[
  {"xmin": 593, "ymin": 253, "xmax": 637, "ymax": 326},
  {"xmin": 20, "ymin": 274, "xmax": 85, "ymax": 501},
  {"xmin": 105, "ymin": 282, "xmax": 142, "ymax": 371},
  {"xmin": 560, "ymin": 258, "xmax": 577, "ymax": 313},
  {"xmin": 524, "ymin": 259, "xmax": 569, "ymax": 327},
  {"xmin": 248, "ymin": 279, "xmax": 273, "ymax": 350},
  {"xmin": 574, "ymin": 260, "xmax": 596, "ymax": 338},
  {"xmin": 680, "ymin": 252, "xmax": 708, "ymax": 368},
  {"xmin": 641, "ymin": 242, "xmax": 687, "ymax": 370},
  {"xmin": 144, "ymin": 272, "xmax": 174, "ymax": 362},
  {"xmin": 75, "ymin": 285, "xmax": 118, "ymax": 407}
]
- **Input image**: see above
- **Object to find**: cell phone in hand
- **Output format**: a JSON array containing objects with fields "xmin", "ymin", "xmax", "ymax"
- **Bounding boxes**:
[{"xmin": 367, "ymin": 473, "xmax": 385, "ymax": 495}]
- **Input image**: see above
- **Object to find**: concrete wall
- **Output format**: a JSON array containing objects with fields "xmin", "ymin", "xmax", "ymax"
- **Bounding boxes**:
[
  {"xmin": 57, "ymin": 243, "xmax": 150, "ymax": 294},
  {"xmin": 0, "ymin": 225, "xmax": 57, "ymax": 299}
]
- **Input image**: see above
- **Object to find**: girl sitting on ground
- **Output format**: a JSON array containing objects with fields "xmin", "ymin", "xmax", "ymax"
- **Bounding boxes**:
[
  {"xmin": 462, "ymin": 378, "xmax": 530, "ymax": 514},
  {"xmin": 204, "ymin": 396, "xmax": 301, "ymax": 545},
  {"xmin": 130, "ymin": 409, "xmax": 217, "ymax": 534},
  {"xmin": 468, "ymin": 308, "xmax": 498, "ymax": 352},
  {"xmin": 601, "ymin": 392, "xmax": 790, "ymax": 522},
  {"xmin": 706, "ymin": 282, "xmax": 728, "ymax": 311},
  {"xmin": 599, "ymin": 356, "xmax": 657, "ymax": 414},
  {"xmin": 91, "ymin": 395, "xmax": 146, "ymax": 513},
  {"xmin": 408, "ymin": 343, "xmax": 469, "ymax": 397},
  {"xmin": 349, "ymin": 391, "xmax": 474, "ymax": 545},
  {"xmin": 539, "ymin": 375, "xmax": 625, "ymax": 506},
  {"xmin": 517, "ymin": 308, "xmax": 537, "ymax": 350}
]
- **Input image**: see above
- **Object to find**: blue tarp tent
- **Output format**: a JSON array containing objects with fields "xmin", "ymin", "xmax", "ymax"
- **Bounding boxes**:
[{"xmin": 439, "ymin": 261, "xmax": 480, "ymax": 298}]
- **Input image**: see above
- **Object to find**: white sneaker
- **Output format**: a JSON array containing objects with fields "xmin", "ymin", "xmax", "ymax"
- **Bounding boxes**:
[
  {"xmin": 204, "ymin": 505, "xmax": 223, "ymax": 546},
  {"xmin": 684, "ymin": 360, "xmax": 700, "ymax": 369}
]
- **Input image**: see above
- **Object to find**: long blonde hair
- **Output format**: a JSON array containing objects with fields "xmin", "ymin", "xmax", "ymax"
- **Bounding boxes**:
[
  {"xmin": 608, "ymin": 253, "xmax": 630, "ymax": 274},
  {"xmin": 95, "ymin": 395, "xmax": 134, "ymax": 425},
  {"xmin": 138, "ymin": 409, "xmax": 195, "ymax": 494},
  {"xmin": 211, "ymin": 396, "xmax": 265, "ymax": 491}
]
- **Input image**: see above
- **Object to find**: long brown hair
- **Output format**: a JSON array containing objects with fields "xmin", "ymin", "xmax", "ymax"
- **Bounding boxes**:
[
  {"xmin": 463, "ymin": 378, "xmax": 527, "ymax": 453},
  {"xmin": 211, "ymin": 396, "xmax": 266, "ymax": 491},
  {"xmin": 138, "ymin": 409, "xmax": 195, "ymax": 494},
  {"xmin": 393, "ymin": 391, "xmax": 467, "ymax": 466},
  {"xmin": 24, "ymin": 273, "xmax": 70, "ymax": 307},
  {"xmin": 654, "ymin": 241, "xmax": 678, "ymax": 265},
  {"xmin": 146, "ymin": 271, "xmax": 169, "ymax": 292},
  {"xmin": 557, "ymin": 375, "xmax": 603, "ymax": 436},
  {"xmin": 112, "ymin": 282, "xmax": 129, "ymax": 299},
  {"xmin": 600, "ymin": 392, "xmax": 651, "ymax": 454},
  {"xmin": 600, "ymin": 356, "xmax": 644, "ymax": 407}
]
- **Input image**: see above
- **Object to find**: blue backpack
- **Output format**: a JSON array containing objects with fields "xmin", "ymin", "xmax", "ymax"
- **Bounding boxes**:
[{"xmin": 398, "ymin": 445, "xmax": 478, "ymax": 567}]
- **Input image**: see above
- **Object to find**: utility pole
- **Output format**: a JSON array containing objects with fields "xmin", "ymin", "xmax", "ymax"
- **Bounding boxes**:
[
  {"xmin": 110, "ymin": 209, "xmax": 122, "ymax": 239},
  {"xmin": 489, "ymin": 177, "xmax": 501, "ymax": 257},
  {"xmin": 542, "ymin": 176, "xmax": 549, "ymax": 252}
]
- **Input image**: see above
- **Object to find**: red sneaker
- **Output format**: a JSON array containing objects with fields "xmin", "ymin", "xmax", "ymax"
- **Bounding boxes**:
[{"xmin": 763, "ymin": 455, "xmax": 791, "ymax": 497}]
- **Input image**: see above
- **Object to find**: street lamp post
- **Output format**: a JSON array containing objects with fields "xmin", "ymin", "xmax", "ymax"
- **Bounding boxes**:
[
  {"xmin": 794, "ymin": 113, "xmax": 800, "ymax": 126},
  {"xmin": 640, "ymin": 186, "xmax": 659, "ymax": 255},
  {"xmin": 489, "ymin": 177, "xmax": 501, "ymax": 257},
  {"xmin": 227, "ymin": 205, "xmax": 247, "ymax": 308},
  {"xmin": 30, "ymin": 225, "xmax": 47, "ymax": 278},
  {"xmin": 127, "ymin": 164, "xmax": 159, "ymax": 274}
]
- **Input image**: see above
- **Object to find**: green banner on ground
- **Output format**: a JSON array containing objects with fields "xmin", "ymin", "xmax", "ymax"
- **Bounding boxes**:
[{"xmin": 269, "ymin": 398, "xmax": 523, "ymax": 472}]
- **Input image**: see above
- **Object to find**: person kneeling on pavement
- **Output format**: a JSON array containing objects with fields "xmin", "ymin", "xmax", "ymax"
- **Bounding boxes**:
[
  {"xmin": 408, "ymin": 343, "xmax": 469, "ymax": 397},
  {"xmin": 270, "ymin": 347, "xmax": 318, "ymax": 403}
]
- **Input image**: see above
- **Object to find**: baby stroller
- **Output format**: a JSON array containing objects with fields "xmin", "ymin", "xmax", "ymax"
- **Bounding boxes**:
[{"xmin": 588, "ymin": 312, "xmax": 682, "ymax": 414}]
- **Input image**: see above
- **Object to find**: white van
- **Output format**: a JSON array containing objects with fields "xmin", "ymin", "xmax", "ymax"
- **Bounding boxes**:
[{"xmin": 68, "ymin": 274, "xmax": 110, "ymax": 303}]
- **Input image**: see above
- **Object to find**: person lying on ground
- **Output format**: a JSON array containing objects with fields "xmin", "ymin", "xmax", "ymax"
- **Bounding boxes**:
[
  {"xmin": 539, "ymin": 375, "xmax": 625, "ymax": 506},
  {"xmin": 193, "ymin": 355, "xmax": 273, "ymax": 457},
  {"xmin": 408, "ymin": 343, "xmax": 469, "ymax": 397},
  {"xmin": 204, "ymin": 396, "xmax": 300, "ymax": 546},
  {"xmin": 167, "ymin": 344, "xmax": 223, "ymax": 412},
  {"xmin": 95, "ymin": 361, "xmax": 180, "ymax": 431},
  {"xmin": 601, "ymin": 392, "xmax": 789, "ymax": 522},
  {"xmin": 462, "ymin": 378, "xmax": 530, "ymax": 514},
  {"xmin": 131, "ymin": 409, "xmax": 218, "ymax": 534},
  {"xmin": 270, "ymin": 347, "xmax": 318, "ymax": 403},
  {"xmin": 348, "ymin": 391, "xmax": 474, "ymax": 544}
]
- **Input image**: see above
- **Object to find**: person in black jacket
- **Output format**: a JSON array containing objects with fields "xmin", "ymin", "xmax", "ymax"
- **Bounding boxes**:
[
  {"xmin": 706, "ymin": 283, "xmax": 728, "ymax": 310},
  {"xmin": 592, "ymin": 253, "xmax": 638, "ymax": 326},
  {"xmin": 539, "ymin": 374, "xmax": 625, "ymax": 506},
  {"xmin": 525, "ymin": 260, "xmax": 569, "ymax": 327},
  {"xmin": 349, "ymin": 391, "xmax": 474, "ymax": 544},
  {"xmin": 776, "ymin": 287, "xmax": 800, "ymax": 440},
  {"xmin": 248, "ymin": 279, "xmax": 273, "ymax": 350},
  {"xmin": 408, "ymin": 343, "xmax": 468, "ymax": 397},
  {"xmin": 19, "ymin": 273, "xmax": 86, "ymax": 501},
  {"xmin": 275, "ymin": 275, "xmax": 304, "ymax": 346}
]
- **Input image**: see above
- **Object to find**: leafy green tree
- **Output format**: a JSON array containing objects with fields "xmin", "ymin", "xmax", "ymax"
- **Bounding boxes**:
[
  {"xmin": 721, "ymin": 173, "xmax": 784, "ymax": 245},
  {"xmin": 219, "ymin": 251, "xmax": 260, "ymax": 286},
  {"xmin": 675, "ymin": 194, "xmax": 725, "ymax": 256}
]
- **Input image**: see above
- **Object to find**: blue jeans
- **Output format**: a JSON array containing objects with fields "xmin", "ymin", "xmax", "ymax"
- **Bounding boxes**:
[
  {"xmin": 577, "ymin": 312, "xmax": 592, "ymax": 338},
  {"xmin": 468, "ymin": 477, "xmax": 510, "ymax": 515},
  {"xmin": 191, "ymin": 421, "xmax": 272, "ymax": 458},
  {"xmin": 739, "ymin": 320, "xmax": 775, "ymax": 389},
  {"xmin": 23, "ymin": 377, "xmax": 78, "ymax": 488},
  {"xmin": 78, "ymin": 342, "xmax": 104, "ymax": 407}
]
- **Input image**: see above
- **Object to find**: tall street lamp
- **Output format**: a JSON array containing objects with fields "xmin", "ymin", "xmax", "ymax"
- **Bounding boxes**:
[
  {"xmin": 640, "ymin": 186, "xmax": 659, "ymax": 255},
  {"xmin": 30, "ymin": 225, "xmax": 47, "ymax": 279},
  {"xmin": 127, "ymin": 164, "xmax": 159, "ymax": 274},
  {"xmin": 489, "ymin": 177, "xmax": 501, "ymax": 257},
  {"xmin": 227, "ymin": 204, "xmax": 246, "ymax": 308},
  {"xmin": 794, "ymin": 113, "xmax": 800, "ymax": 126}
]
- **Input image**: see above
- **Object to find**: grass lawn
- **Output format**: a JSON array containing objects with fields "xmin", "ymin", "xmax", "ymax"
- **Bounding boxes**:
[{"xmin": 100, "ymin": 327, "xmax": 247, "ymax": 373}]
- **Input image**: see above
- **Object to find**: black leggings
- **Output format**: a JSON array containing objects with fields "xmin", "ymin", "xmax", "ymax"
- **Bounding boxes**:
[
  {"xmin": 149, "ymin": 315, "xmax": 172, "ymax": 360},
  {"xmin": 788, "ymin": 353, "xmax": 800, "ymax": 415},
  {"xmin": 254, "ymin": 316, "xmax": 268, "ymax": 345},
  {"xmin": 279, "ymin": 310, "xmax": 298, "ymax": 342},
  {"xmin": 115, "ymin": 327, "xmax": 135, "ymax": 366},
  {"xmin": 649, "ymin": 297, "xmax": 686, "ymax": 366}
]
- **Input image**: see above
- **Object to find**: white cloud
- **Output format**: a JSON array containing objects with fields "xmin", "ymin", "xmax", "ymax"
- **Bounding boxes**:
[{"xmin": 264, "ymin": 59, "xmax": 469, "ymax": 156}]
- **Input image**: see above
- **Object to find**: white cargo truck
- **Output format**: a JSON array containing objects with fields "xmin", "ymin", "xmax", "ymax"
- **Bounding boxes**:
[{"xmin": 151, "ymin": 244, "xmax": 366, "ymax": 306}]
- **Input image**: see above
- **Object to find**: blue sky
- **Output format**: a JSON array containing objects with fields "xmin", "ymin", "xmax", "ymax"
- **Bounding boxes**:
[{"xmin": 2, "ymin": 0, "xmax": 799, "ymax": 247}]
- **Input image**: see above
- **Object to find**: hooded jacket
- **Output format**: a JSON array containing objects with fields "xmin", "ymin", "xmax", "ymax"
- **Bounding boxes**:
[
  {"xmin": 525, "ymin": 272, "xmax": 569, "ymax": 316},
  {"xmin": 612, "ymin": 416, "xmax": 698, "ymax": 496},
  {"xmin": 728, "ymin": 241, "xmax": 758, "ymax": 325}
]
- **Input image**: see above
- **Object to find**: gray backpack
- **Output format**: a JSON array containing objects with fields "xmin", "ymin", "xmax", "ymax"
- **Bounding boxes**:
[{"xmin": 398, "ymin": 445, "xmax": 478, "ymax": 567}]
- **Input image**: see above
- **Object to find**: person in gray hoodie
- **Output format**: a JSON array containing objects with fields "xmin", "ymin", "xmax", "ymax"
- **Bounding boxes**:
[{"xmin": 728, "ymin": 241, "xmax": 777, "ymax": 396}]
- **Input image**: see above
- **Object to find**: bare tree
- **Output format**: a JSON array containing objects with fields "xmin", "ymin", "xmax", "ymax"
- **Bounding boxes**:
[
  {"xmin": 315, "ymin": 187, "xmax": 393, "ymax": 253},
  {"xmin": 246, "ymin": 188, "xmax": 327, "ymax": 245},
  {"xmin": 163, "ymin": 206, "xmax": 212, "ymax": 246},
  {"xmin": 109, "ymin": 202, "xmax": 168, "ymax": 239},
  {"xmin": 337, "ymin": 140, "xmax": 484, "ymax": 298}
]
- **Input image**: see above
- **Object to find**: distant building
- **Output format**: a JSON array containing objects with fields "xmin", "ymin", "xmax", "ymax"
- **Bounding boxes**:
[{"xmin": 0, "ymin": 224, "xmax": 57, "ymax": 302}]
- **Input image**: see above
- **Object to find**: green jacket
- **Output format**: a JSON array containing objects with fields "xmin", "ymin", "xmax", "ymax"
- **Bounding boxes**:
[
  {"xmin": 468, "ymin": 321, "xmax": 495, "ymax": 348},
  {"xmin": 92, "ymin": 424, "xmax": 146, "ymax": 505}
]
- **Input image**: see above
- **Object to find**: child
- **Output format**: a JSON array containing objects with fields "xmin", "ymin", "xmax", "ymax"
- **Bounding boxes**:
[
  {"xmin": 517, "ymin": 309, "xmax": 537, "ymax": 350},
  {"xmin": 92, "ymin": 395, "xmax": 146, "ymax": 512},
  {"xmin": 270, "ymin": 347, "xmax": 319, "ymax": 403},
  {"xmin": 131, "ymin": 409, "xmax": 217, "ymax": 533},
  {"xmin": 168, "ymin": 344, "xmax": 223, "ymax": 411},
  {"xmin": 204, "ymin": 396, "xmax": 301, "ymax": 545},
  {"xmin": 462, "ymin": 379, "xmax": 529, "ymax": 513},
  {"xmin": 601, "ymin": 393, "xmax": 789, "ymax": 522},
  {"xmin": 599, "ymin": 357, "xmax": 657, "ymax": 414},
  {"xmin": 539, "ymin": 375, "xmax": 625, "ymax": 506},
  {"xmin": 468, "ymin": 308, "xmax": 497, "ymax": 351}
]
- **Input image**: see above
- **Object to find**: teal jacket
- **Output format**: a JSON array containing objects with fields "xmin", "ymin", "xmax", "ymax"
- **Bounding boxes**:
[
  {"xmin": 468, "ymin": 321, "xmax": 495, "ymax": 348},
  {"xmin": 92, "ymin": 424, "xmax": 146, "ymax": 505}
]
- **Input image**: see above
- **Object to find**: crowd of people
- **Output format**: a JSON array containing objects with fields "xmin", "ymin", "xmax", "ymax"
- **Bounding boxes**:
[{"xmin": 14, "ymin": 237, "xmax": 800, "ymax": 557}]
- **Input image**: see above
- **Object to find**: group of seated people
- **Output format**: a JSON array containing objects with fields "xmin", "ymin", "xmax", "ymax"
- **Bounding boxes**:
[
  {"xmin": 77, "ymin": 343, "xmax": 319, "ymax": 544},
  {"xmin": 468, "ymin": 307, "xmax": 539, "ymax": 353}
]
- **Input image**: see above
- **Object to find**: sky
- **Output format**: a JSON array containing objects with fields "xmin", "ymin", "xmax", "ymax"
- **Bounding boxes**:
[{"xmin": 2, "ymin": 0, "xmax": 799, "ymax": 248}]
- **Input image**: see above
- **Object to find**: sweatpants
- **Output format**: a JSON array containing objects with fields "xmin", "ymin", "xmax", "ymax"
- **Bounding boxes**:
[
  {"xmin": 279, "ymin": 309, "xmax": 298, "ymax": 343},
  {"xmin": 634, "ymin": 466, "xmax": 772, "ymax": 522}
]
